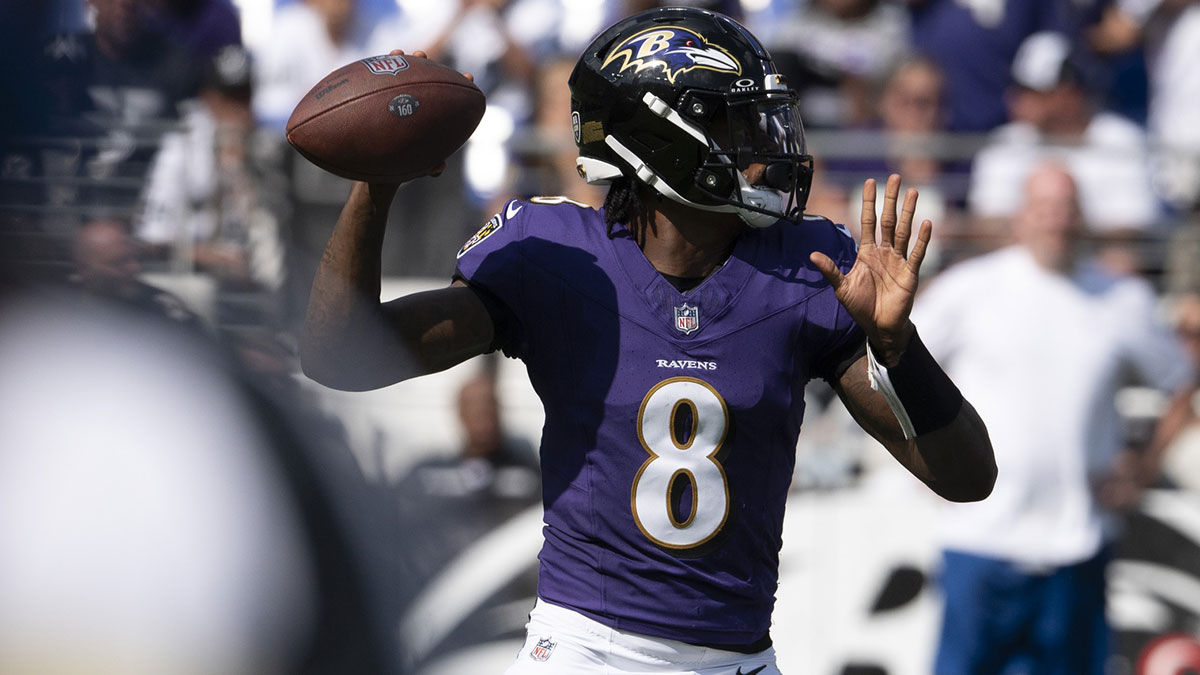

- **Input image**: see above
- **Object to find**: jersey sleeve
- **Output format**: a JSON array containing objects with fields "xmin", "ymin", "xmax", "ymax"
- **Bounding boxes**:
[
  {"xmin": 805, "ymin": 218, "xmax": 866, "ymax": 383},
  {"xmin": 453, "ymin": 199, "xmax": 530, "ymax": 358}
]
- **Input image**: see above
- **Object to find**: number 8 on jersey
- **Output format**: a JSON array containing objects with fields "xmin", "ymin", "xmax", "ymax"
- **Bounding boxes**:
[{"xmin": 632, "ymin": 377, "xmax": 731, "ymax": 550}]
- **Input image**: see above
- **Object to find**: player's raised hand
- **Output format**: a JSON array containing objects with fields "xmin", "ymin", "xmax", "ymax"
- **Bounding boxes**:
[{"xmin": 810, "ymin": 174, "xmax": 933, "ymax": 364}]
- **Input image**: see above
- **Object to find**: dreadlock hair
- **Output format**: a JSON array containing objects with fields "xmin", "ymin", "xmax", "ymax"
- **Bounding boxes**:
[{"xmin": 603, "ymin": 176, "xmax": 656, "ymax": 246}]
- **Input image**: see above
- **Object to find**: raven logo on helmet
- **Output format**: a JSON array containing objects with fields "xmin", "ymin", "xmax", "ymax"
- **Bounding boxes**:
[{"xmin": 601, "ymin": 27, "xmax": 741, "ymax": 84}]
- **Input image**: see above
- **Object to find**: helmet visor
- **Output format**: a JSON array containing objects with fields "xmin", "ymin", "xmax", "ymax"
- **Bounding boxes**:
[
  {"xmin": 700, "ymin": 91, "xmax": 814, "ymax": 221},
  {"xmin": 724, "ymin": 95, "xmax": 806, "ymax": 168}
]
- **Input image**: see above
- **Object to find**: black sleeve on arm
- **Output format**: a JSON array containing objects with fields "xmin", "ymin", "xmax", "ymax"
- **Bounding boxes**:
[
  {"xmin": 868, "ymin": 331, "xmax": 960, "ymax": 437},
  {"xmin": 453, "ymin": 269, "xmax": 519, "ymax": 357},
  {"xmin": 872, "ymin": 331, "xmax": 964, "ymax": 436}
]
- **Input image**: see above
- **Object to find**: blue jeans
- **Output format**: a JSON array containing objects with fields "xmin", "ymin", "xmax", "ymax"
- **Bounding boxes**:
[{"xmin": 934, "ymin": 547, "xmax": 1111, "ymax": 675}]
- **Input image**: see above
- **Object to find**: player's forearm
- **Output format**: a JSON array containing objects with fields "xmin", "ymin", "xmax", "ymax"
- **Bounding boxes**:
[
  {"xmin": 907, "ymin": 402, "xmax": 996, "ymax": 502},
  {"xmin": 301, "ymin": 181, "xmax": 401, "ymax": 389},
  {"xmin": 871, "ymin": 333, "xmax": 996, "ymax": 501},
  {"xmin": 841, "ymin": 378, "xmax": 995, "ymax": 502},
  {"xmin": 838, "ymin": 339, "xmax": 996, "ymax": 502}
]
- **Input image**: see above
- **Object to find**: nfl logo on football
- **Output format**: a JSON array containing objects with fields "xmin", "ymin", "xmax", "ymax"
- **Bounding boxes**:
[
  {"xmin": 530, "ymin": 636, "xmax": 556, "ymax": 662},
  {"xmin": 674, "ymin": 303, "xmax": 699, "ymax": 334},
  {"xmin": 360, "ymin": 54, "xmax": 410, "ymax": 75}
]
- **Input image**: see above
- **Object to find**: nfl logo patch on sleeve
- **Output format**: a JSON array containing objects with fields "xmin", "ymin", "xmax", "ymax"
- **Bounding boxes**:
[{"xmin": 530, "ymin": 636, "xmax": 556, "ymax": 661}]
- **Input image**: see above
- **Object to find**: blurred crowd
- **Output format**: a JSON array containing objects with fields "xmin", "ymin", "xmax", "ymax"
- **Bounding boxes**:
[
  {"xmin": 2, "ymin": 0, "xmax": 1200, "ymax": 673},
  {"xmin": 3, "ymin": 0, "xmax": 1200, "ymax": 321}
]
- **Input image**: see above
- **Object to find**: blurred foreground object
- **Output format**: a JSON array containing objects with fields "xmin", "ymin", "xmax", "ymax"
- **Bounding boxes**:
[
  {"xmin": 0, "ymin": 281, "xmax": 402, "ymax": 674},
  {"xmin": 0, "ymin": 290, "xmax": 315, "ymax": 674}
]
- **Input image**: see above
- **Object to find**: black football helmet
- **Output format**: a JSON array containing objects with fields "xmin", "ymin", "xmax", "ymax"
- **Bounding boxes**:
[{"xmin": 569, "ymin": 7, "xmax": 813, "ymax": 228}]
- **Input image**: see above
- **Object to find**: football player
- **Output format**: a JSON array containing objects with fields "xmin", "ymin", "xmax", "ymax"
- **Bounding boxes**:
[{"xmin": 301, "ymin": 7, "xmax": 995, "ymax": 674}]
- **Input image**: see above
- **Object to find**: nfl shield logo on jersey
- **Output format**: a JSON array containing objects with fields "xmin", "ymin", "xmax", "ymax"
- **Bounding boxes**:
[
  {"xmin": 530, "ymin": 636, "xmax": 556, "ymax": 662},
  {"xmin": 674, "ymin": 303, "xmax": 699, "ymax": 334}
]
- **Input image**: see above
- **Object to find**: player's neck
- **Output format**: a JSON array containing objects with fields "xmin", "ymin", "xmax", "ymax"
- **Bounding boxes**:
[{"xmin": 640, "ymin": 201, "xmax": 742, "ymax": 280}]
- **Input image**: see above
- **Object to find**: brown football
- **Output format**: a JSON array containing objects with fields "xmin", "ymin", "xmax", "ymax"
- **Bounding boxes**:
[{"xmin": 285, "ymin": 54, "xmax": 486, "ymax": 182}]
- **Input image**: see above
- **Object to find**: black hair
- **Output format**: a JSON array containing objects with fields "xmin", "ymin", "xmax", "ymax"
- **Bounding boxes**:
[{"xmin": 603, "ymin": 176, "xmax": 654, "ymax": 245}]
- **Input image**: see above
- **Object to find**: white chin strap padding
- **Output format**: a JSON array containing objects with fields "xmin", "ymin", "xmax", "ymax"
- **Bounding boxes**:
[{"xmin": 735, "ymin": 171, "xmax": 787, "ymax": 229}]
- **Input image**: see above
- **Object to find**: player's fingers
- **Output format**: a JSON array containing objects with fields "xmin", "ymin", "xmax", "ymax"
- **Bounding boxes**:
[
  {"xmin": 895, "ymin": 187, "xmax": 918, "ymax": 256},
  {"xmin": 907, "ymin": 220, "xmax": 933, "ymax": 273},
  {"xmin": 859, "ymin": 178, "xmax": 877, "ymax": 248},
  {"xmin": 412, "ymin": 50, "xmax": 428, "ymax": 59},
  {"xmin": 388, "ymin": 49, "xmax": 405, "ymax": 56},
  {"xmin": 463, "ymin": 72, "xmax": 475, "ymax": 82},
  {"xmin": 810, "ymin": 251, "xmax": 844, "ymax": 290},
  {"xmin": 879, "ymin": 174, "xmax": 901, "ymax": 249}
]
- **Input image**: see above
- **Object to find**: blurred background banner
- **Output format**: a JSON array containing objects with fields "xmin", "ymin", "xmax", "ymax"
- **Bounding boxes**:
[{"xmin": 2, "ymin": 1, "xmax": 1200, "ymax": 673}]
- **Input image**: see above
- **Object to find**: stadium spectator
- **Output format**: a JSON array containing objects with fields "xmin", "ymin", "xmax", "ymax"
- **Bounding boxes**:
[
  {"xmin": 412, "ymin": 0, "xmax": 539, "ymax": 219},
  {"xmin": 39, "ymin": 0, "xmax": 202, "ymax": 231},
  {"xmin": 1154, "ymin": 292, "xmax": 1200, "ymax": 491},
  {"xmin": 1144, "ymin": 0, "xmax": 1200, "ymax": 212},
  {"xmin": 766, "ymin": 0, "xmax": 912, "ymax": 128},
  {"xmin": 72, "ymin": 217, "xmax": 207, "ymax": 331},
  {"xmin": 906, "ymin": 0, "xmax": 1070, "ymax": 132},
  {"xmin": 300, "ymin": 7, "xmax": 996, "ymax": 673},
  {"xmin": 1079, "ymin": 0, "xmax": 1199, "ymax": 198},
  {"xmin": 251, "ymin": 0, "xmax": 405, "ymax": 129},
  {"xmin": 502, "ymin": 0, "xmax": 613, "ymax": 62},
  {"xmin": 421, "ymin": 0, "xmax": 536, "ymax": 105},
  {"xmin": 967, "ymin": 31, "xmax": 1161, "ymax": 271},
  {"xmin": 622, "ymin": 0, "xmax": 744, "ymax": 20},
  {"xmin": 145, "ymin": 0, "xmax": 243, "ymax": 64},
  {"xmin": 820, "ymin": 56, "xmax": 975, "ymax": 259},
  {"xmin": 508, "ymin": 56, "xmax": 606, "ymax": 207},
  {"xmin": 138, "ymin": 45, "xmax": 285, "ymax": 295},
  {"xmin": 872, "ymin": 56, "xmax": 955, "ymax": 188},
  {"xmin": 398, "ymin": 367, "xmax": 538, "ymax": 505},
  {"xmin": 913, "ymin": 162, "xmax": 1192, "ymax": 674},
  {"xmin": 252, "ymin": 0, "xmax": 407, "ymax": 326},
  {"xmin": 391, "ymin": 366, "xmax": 540, "ymax": 654}
]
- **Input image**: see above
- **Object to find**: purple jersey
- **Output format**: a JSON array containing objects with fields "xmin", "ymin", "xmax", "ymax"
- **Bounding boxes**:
[
  {"xmin": 909, "ymin": 0, "xmax": 1068, "ymax": 132},
  {"xmin": 454, "ymin": 197, "xmax": 862, "ymax": 646}
]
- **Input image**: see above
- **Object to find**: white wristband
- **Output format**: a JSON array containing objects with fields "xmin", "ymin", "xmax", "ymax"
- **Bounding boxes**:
[{"xmin": 865, "ymin": 341, "xmax": 917, "ymax": 440}]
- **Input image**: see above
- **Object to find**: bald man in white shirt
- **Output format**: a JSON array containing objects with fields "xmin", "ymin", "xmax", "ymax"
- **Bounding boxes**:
[{"xmin": 915, "ymin": 161, "xmax": 1192, "ymax": 674}]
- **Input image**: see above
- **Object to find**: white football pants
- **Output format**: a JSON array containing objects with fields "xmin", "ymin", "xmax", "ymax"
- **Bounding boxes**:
[{"xmin": 504, "ymin": 598, "xmax": 781, "ymax": 675}]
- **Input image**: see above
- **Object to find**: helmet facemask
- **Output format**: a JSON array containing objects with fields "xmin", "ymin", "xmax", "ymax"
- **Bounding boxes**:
[{"xmin": 684, "ymin": 83, "xmax": 814, "ymax": 227}]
